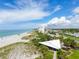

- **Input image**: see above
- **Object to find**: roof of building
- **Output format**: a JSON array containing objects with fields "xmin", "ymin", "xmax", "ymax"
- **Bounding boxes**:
[{"xmin": 39, "ymin": 40, "xmax": 61, "ymax": 49}]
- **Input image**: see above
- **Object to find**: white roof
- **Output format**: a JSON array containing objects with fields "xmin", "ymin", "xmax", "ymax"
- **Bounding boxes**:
[{"xmin": 39, "ymin": 40, "xmax": 61, "ymax": 49}]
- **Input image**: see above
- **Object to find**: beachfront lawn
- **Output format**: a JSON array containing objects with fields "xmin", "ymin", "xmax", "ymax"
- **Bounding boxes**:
[{"xmin": 67, "ymin": 50, "xmax": 79, "ymax": 59}]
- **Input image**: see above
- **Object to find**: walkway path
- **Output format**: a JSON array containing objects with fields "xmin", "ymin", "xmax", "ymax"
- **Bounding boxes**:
[{"xmin": 53, "ymin": 51, "xmax": 57, "ymax": 59}]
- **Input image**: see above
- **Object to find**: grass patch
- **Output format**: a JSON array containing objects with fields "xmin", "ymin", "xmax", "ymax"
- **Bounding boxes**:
[{"xmin": 68, "ymin": 50, "xmax": 79, "ymax": 59}]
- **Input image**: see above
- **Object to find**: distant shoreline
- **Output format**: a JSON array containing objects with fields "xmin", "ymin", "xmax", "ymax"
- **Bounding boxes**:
[
  {"xmin": 0, "ymin": 29, "xmax": 32, "ymax": 37},
  {"xmin": 0, "ymin": 32, "xmax": 30, "ymax": 48}
]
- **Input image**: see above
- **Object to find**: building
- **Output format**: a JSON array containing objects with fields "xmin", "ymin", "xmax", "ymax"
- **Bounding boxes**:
[
  {"xmin": 39, "ymin": 40, "xmax": 61, "ymax": 59},
  {"xmin": 38, "ymin": 24, "xmax": 47, "ymax": 33},
  {"xmin": 39, "ymin": 39, "xmax": 61, "ymax": 50}
]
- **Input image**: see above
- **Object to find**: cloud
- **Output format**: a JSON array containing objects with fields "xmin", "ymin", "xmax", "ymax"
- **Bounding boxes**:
[
  {"xmin": 0, "ymin": 9, "xmax": 49, "ymax": 23},
  {"xmin": 70, "ymin": 15, "xmax": 79, "ymax": 24},
  {"xmin": 73, "ymin": 7, "xmax": 79, "ymax": 14},
  {"xmin": 40, "ymin": 15, "xmax": 79, "ymax": 28},
  {"xmin": 0, "ymin": 0, "xmax": 61, "ymax": 24},
  {"xmin": 40, "ymin": 17, "xmax": 71, "ymax": 28},
  {"xmin": 47, "ymin": 17, "xmax": 70, "ymax": 25},
  {"xmin": 41, "ymin": 6, "xmax": 79, "ymax": 28},
  {"xmin": 0, "ymin": 0, "xmax": 49, "ymax": 23},
  {"xmin": 4, "ymin": 3, "xmax": 17, "ymax": 9},
  {"xmin": 51, "ymin": 5, "xmax": 61, "ymax": 14}
]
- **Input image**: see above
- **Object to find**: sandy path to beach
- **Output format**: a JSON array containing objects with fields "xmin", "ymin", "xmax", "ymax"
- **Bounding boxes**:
[
  {"xmin": 0, "ymin": 32, "xmax": 30, "ymax": 48},
  {"xmin": 8, "ymin": 45, "xmax": 40, "ymax": 59}
]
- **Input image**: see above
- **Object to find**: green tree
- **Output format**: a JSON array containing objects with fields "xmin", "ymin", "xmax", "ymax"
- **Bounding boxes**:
[{"xmin": 63, "ymin": 37, "xmax": 76, "ymax": 48}]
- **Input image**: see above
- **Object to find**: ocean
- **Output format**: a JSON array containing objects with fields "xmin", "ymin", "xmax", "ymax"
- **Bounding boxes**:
[{"xmin": 0, "ymin": 29, "xmax": 32, "ymax": 37}]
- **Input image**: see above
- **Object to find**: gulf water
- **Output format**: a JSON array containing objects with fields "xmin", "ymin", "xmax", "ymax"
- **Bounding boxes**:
[{"xmin": 0, "ymin": 29, "xmax": 32, "ymax": 37}]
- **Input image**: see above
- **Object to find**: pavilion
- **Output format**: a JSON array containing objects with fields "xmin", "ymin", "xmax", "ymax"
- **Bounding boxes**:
[
  {"xmin": 39, "ymin": 39, "xmax": 61, "ymax": 59},
  {"xmin": 39, "ymin": 39, "xmax": 61, "ymax": 50}
]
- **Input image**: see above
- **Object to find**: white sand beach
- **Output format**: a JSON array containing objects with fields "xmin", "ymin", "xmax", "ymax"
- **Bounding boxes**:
[
  {"xmin": 0, "ymin": 32, "xmax": 41, "ymax": 59},
  {"xmin": 0, "ymin": 32, "xmax": 30, "ymax": 48}
]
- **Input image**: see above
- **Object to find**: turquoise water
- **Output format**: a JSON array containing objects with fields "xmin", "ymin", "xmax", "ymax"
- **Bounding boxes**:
[{"xmin": 0, "ymin": 29, "xmax": 32, "ymax": 37}]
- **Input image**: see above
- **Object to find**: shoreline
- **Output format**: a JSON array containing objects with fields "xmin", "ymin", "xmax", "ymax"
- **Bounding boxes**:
[
  {"xmin": 0, "ymin": 32, "xmax": 31, "ymax": 48},
  {"xmin": 0, "ymin": 29, "xmax": 32, "ymax": 37}
]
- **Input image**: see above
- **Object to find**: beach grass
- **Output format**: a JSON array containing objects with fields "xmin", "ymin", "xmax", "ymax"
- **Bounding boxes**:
[{"xmin": 0, "ymin": 42, "xmax": 27, "ymax": 59}]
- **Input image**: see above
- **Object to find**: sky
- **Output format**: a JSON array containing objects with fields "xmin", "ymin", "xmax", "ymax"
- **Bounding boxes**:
[{"xmin": 0, "ymin": 0, "xmax": 79, "ymax": 30}]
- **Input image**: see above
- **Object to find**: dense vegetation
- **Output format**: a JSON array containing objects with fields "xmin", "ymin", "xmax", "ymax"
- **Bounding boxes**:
[
  {"xmin": 24, "ymin": 29, "xmax": 79, "ymax": 59},
  {"xmin": 0, "ymin": 29, "xmax": 79, "ymax": 59},
  {"xmin": 52, "ymin": 29, "xmax": 79, "ymax": 59},
  {"xmin": 31, "ymin": 31, "xmax": 53, "ymax": 59},
  {"xmin": 31, "ymin": 29, "xmax": 79, "ymax": 59}
]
